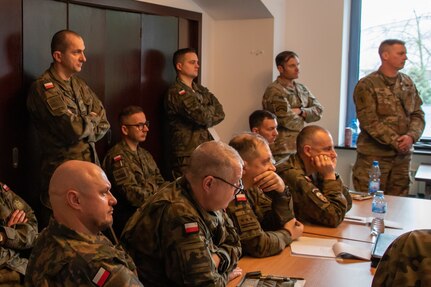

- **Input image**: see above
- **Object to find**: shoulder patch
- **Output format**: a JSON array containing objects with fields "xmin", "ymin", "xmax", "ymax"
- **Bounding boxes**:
[
  {"xmin": 312, "ymin": 188, "xmax": 329, "ymax": 203},
  {"xmin": 92, "ymin": 267, "xmax": 110, "ymax": 287},
  {"xmin": 2, "ymin": 184, "xmax": 10, "ymax": 192},
  {"xmin": 179, "ymin": 89, "xmax": 186, "ymax": 95},
  {"xmin": 113, "ymin": 155, "xmax": 123, "ymax": 166},
  {"xmin": 304, "ymin": 175, "xmax": 312, "ymax": 182},
  {"xmin": 184, "ymin": 222, "xmax": 199, "ymax": 234},
  {"xmin": 112, "ymin": 167, "xmax": 128, "ymax": 185},
  {"xmin": 235, "ymin": 193, "xmax": 247, "ymax": 202},
  {"xmin": 44, "ymin": 82, "xmax": 54, "ymax": 90}
]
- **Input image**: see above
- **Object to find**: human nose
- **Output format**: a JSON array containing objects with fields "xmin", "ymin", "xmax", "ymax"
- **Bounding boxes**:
[
  {"xmin": 81, "ymin": 52, "xmax": 86, "ymax": 62},
  {"xmin": 109, "ymin": 192, "xmax": 117, "ymax": 206}
]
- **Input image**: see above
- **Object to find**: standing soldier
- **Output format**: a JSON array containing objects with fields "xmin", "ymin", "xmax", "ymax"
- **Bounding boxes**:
[
  {"xmin": 352, "ymin": 39, "xmax": 425, "ymax": 196},
  {"xmin": 0, "ymin": 182, "xmax": 38, "ymax": 285},
  {"xmin": 262, "ymin": 50, "xmax": 323, "ymax": 162},
  {"xmin": 165, "ymin": 48, "xmax": 225, "ymax": 178},
  {"xmin": 27, "ymin": 30, "xmax": 110, "ymax": 225},
  {"xmin": 103, "ymin": 105, "xmax": 166, "ymax": 235}
]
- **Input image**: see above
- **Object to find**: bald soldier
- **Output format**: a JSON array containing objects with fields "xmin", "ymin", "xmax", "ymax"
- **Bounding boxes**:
[
  {"xmin": 279, "ymin": 126, "xmax": 352, "ymax": 227},
  {"xmin": 121, "ymin": 141, "xmax": 243, "ymax": 286},
  {"xmin": 25, "ymin": 161, "xmax": 143, "ymax": 287},
  {"xmin": 227, "ymin": 133, "xmax": 303, "ymax": 258}
]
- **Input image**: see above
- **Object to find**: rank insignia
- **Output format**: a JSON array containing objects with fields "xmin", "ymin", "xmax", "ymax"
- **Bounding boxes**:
[
  {"xmin": 235, "ymin": 193, "xmax": 247, "ymax": 202},
  {"xmin": 179, "ymin": 89, "xmax": 186, "ymax": 95},
  {"xmin": 44, "ymin": 82, "xmax": 54, "ymax": 90},
  {"xmin": 92, "ymin": 267, "xmax": 110, "ymax": 287},
  {"xmin": 184, "ymin": 222, "xmax": 199, "ymax": 234}
]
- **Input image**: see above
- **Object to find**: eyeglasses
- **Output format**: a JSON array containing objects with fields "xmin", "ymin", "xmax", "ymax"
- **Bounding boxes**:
[
  {"xmin": 212, "ymin": 176, "xmax": 244, "ymax": 196},
  {"xmin": 124, "ymin": 121, "xmax": 150, "ymax": 131}
]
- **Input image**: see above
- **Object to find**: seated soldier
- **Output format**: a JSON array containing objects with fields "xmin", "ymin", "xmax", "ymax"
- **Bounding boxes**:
[
  {"xmin": 103, "ymin": 105, "xmax": 166, "ymax": 235},
  {"xmin": 279, "ymin": 125, "xmax": 352, "ymax": 227},
  {"xmin": 121, "ymin": 141, "xmax": 243, "ymax": 286},
  {"xmin": 372, "ymin": 229, "xmax": 431, "ymax": 287},
  {"xmin": 0, "ymin": 182, "xmax": 38, "ymax": 286},
  {"xmin": 25, "ymin": 160, "xmax": 143, "ymax": 286},
  {"xmin": 227, "ymin": 133, "xmax": 303, "ymax": 258},
  {"xmin": 249, "ymin": 110, "xmax": 279, "ymax": 144}
]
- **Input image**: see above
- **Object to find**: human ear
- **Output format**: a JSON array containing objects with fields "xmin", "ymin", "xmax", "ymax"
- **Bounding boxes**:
[
  {"xmin": 53, "ymin": 51, "xmax": 62, "ymax": 62},
  {"xmin": 303, "ymin": 145, "xmax": 312, "ymax": 158},
  {"xmin": 66, "ymin": 190, "xmax": 81, "ymax": 210}
]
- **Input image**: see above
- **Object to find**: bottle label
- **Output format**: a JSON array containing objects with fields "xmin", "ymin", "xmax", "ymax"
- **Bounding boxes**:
[{"xmin": 369, "ymin": 181, "xmax": 380, "ymax": 194}]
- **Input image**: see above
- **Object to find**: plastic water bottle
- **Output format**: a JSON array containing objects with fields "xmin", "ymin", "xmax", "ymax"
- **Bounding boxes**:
[
  {"xmin": 368, "ymin": 161, "xmax": 381, "ymax": 195},
  {"xmin": 350, "ymin": 119, "xmax": 359, "ymax": 147},
  {"xmin": 370, "ymin": 190, "xmax": 387, "ymax": 235}
]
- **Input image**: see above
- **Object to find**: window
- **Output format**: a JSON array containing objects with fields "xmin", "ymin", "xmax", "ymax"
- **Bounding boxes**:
[{"xmin": 347, "ymin": 0, "xmax": 431, "ymax": 140}]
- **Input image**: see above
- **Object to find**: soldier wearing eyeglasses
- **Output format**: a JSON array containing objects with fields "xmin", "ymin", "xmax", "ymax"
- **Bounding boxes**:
[
  {"xmin": 102, "ymin": 105, "xmax": 166, "ymax": 236},
  {"xmin": 121, "ymin": 141, "xmax": 243, "ymax": 286},
  {"xmin": 226, "ymin": 133, "xmax": 303, "ymax": 258}
]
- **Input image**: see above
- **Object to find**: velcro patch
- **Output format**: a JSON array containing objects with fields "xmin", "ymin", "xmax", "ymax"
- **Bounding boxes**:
[
  {"xmin": 46, "ymin": 95, "xmax": 66, "ymax": 114},
  {"xmin": 2, "ymin": 184, "xmax": 9, "ymax": 191},
  {"xmin": 112, "ymin": 167, "xmax": 128, "ymax": 185},
  {"xmin": 179, "ymin": 89, "xmax": 186, "ymax": 95},
  {"xmin": 92, "ymin": 267, "xmax": 110, "ymax": 287},
  {"xmin": 44, "ymin": 82, "xmax": 54, "ymax": 90},
  {"xmin": 184, "ymin": 222, "xmax": 199, "ymax": 234},
  {"xmin": 235, "ymin": 194, "xmax": 247, "ymax": 202}
]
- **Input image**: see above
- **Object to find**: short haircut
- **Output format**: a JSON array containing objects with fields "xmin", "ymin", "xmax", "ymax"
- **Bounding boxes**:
[
  {"xmin": 275, "ymin": 50, "xmax": 299, "ymax": 67},
  {"xmin": 51, "ymin": 30, "xmax": 82, "ymax": 55},
  {"xmin": 229, "ymin": 132, "xmax": 268, "ymax": 162},
  {"xmin": 249, "ymin": 110, "xmax": 276, "ymax": 130},
  {"xmin": 296, "ymin": 125, "xmax": 329, "ymax": 155},
  {"xmin": 187, "ymin": 141, "xmax": 243, "ymax": 180},
  {"xmin": 118, "ymin": 105, "xmax": 144, "ymax": 124},
  {"xmin": 378, "ymin": 39, "xmax": 405, "ymax": 56},
  {"xmin": 172, "ymin": 48, "xmax": 197, "ymax": 70}
]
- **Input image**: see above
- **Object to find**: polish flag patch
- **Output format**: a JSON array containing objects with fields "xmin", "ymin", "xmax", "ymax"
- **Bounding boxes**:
[
  {"xmin": 92, "ymin": 267, "xmax": 110, "ymax": 286},
  {"xmin": 184, "ymin": 222, "xmax": 199, "ymax": 234},
  {"xmin": 2, "ymin": 184, "xmax": 10, "ymax": 191},
  {"xmin": 114, "ymin": 155, "xmax": 122, "ymax": 161},
  {"xmin": 235, "ymin": 194, "xmax": 247, "ymax": 202},
  {"xmin": 178, "ymin": 89, "xmax": 186, "ymax": 95},
  {"xmin": 44, "ymin": 82, "xmax": 54, "ymax": 90}
]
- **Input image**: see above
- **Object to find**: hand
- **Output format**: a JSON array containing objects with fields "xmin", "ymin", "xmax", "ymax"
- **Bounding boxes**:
[
  {"xmin": 7, "ymin": 210, "xmax": 28, "ymax": 227},
  {"xmin": 310, "ymin": 154, "xmax": 336, "ymax": 180},
  {"xmin": 228, "ymin": 267, "xmax": 243, "ymax": 282},
  {"xmin": 283, "ymin": 218, "xmax": 304, "ymax": 240},
  {"xmin": 211, "ymin": 253, "xmax": 220, "ymax": 269},
  {"xmin": 397, "ymin": 135, "xmax": 413, "ymax": 154},
  {"xmin": 253, "ymin": 171, "xmax": 285, "ymax": 193}
]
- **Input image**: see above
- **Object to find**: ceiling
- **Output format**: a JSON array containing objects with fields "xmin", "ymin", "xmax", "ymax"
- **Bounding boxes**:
[{"xmin": 191, "ymin": 0, "xmax": 272, "ymax": 20}]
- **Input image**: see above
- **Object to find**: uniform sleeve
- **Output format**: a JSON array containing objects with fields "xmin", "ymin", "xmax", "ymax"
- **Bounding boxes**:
[
  {"xmin": 226, "ymin": 198, "xmax": 292, "ymax": 258},
  {"xmin": 1, "ymin": 189, "xmax": 38, "ymax": 250},
  {"xmin": 405, "ymin": 85, "xmax": 425, "ymax": 143},
  {"xmin": 353, "ymin": 80, "xmax": 401, "ymax": 149},
  {"xmin": 284, "ymin": 168, "xmax": 350, "ymax": 227},
  {"xmin": 299, "ymin": 85, "xmax": 323, "ymax": 123},
  {"xmin": 167, "ymin": 85, "xmax": 225, "ymax": 128}
]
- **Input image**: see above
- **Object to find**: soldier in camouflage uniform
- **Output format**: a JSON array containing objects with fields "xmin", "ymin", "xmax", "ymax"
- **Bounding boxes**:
[
  {"xmin": 27, "ymin": 30, "xmax": 110, "ymax": 218},
  {"xmin": 103, "ymin": 105, "xmax": 166, "ymax": 235},
  {"xmin": 262, "ymin": 51, "xmax": 323, "ymax": 162},
  {"xmin": 165, "ymin": 48, "xmax": 225, "ymax": 178},
  {"xmin": 352, "ymin": 39, "xmax": 425, "ymax": 196},
  {"xmin": 0, "ymin": 182, "xmax": 38, "ymax": 286},
  {"xmin": 227, "ymin": 133, "xmax": 303, "ymax": 258},
  {"xmin": 372, "ymin": 229, "xmax": 431, "ymax": 287},
  {"xmin": 121, "ymin": 141, "xmax": 243, "ymax": 286},
  {"xmin": 279, "ymin": 126, "xmax": 352, "ymax": 227},
  {"xmin": 249, "ymin": 110, "xmax": 279, "ymax": 144},
  {"xmin": 25, "ymin": 160, "xmax": 142, "ymax": 287}
]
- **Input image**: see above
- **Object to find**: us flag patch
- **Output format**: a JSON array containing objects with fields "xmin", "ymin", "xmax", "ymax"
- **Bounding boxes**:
[
  {"xmin": 184, "ymin": 222, "xmax": 199, "ymax": 234},
  {"xmin": 44, "ymin": 82, "xmax": 54, "ymax": 90},
  {"xmin": 92, "ymin": 267, "xmax": 110, "ymax": 286}
]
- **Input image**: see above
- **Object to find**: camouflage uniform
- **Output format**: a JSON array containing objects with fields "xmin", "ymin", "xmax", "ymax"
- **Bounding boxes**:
[
  {"xmin": 25, "ymin": 218, "xmax": 142, "ymax": 287},
  {"xmin": 121, "ymin": 177, "xmax": 242, "ymax": 286},
  {"xmin": 102, "ymin": 139, "xmax": 166, "ymax": 235},
  {"xmin": 262, "ymin": 77, "xmax": 323, "ymax": 161},
  {"xmin": 372, "ymin": 229, "xmax": 431, "ymax": 287},
  {"xmin": 165, "ymin": 78, "xmax": 225, "ymax": 177},
  {"xmin": 226, "ymin": 187, "xmax": 294, "ymax": 258},
  {"xmin": 27, "ymin": 64, "xmax": 110, "ymax": 208},
  {"xmin": 279, "ymin": 154, "xmax": 352, "ymax": 227},
  {"xmin": 0, "ymin": 182, "xmax": 38, "ymax": 284},
  {"xmin": 353, "ymin": 71, "xmax": 424, "ymax": 196}
]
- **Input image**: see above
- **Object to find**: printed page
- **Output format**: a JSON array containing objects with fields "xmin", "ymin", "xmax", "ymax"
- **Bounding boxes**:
[
  {"xmin": 332, "ymin": 242, "xmax": 371, "ymax": 260},
  {"xmin": 291, "ymin": 236, "xmax": 337, "ymax": 258}
]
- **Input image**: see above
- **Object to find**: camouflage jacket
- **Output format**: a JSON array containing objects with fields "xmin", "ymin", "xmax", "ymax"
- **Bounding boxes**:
[
  {"xmin": 226, "ymin": 186, "xmax": 294, "ymax": 258},
  {"xmin": 353, "ymin": 71, "xmax": 424, "ymax": 156},
  {"xmin": 0, "ymin": 182, "xmax": 38, "ymax": 275},
  {"xmin": 102, "ymin": 140, "xmax": 167, "ymax": 234},
  {"xmin": 27, "ymin": 65, "xmax": 110, "ymax": 206},
  {"xmin": 165, "ymin": 78, "xmax": 225, "ymax": 161},
  {"xmin": 25, "ymin": 219, "xmax": 142, "ymax": 287},
  {"xmin": 262, "ymin": 76, "xmax": 323, "ymax": 156},
  {"xmin": 121, "ymin": 177, "xmax": 242, "ymax": 286},
  {"xmin": 372, "ymin": 229, "xmax": 431, "ymax": 287},
  {"xmin": 279, "ymin": 154, "xmax": 352, "ymax": 227}
]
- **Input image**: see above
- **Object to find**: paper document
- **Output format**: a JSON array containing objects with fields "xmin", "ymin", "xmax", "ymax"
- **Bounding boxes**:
[
  {"xmin": 291, "ymin": 236, "xmax": 371, "ymax": 260},
  {"xmin": 344, "ymin": 215, "xmax": 403, "ymax": 229}
]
